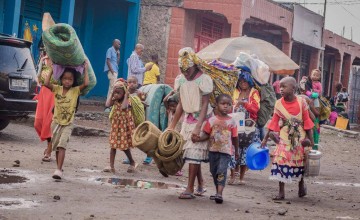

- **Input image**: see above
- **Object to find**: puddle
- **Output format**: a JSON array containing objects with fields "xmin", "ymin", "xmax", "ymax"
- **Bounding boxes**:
[
  {"xmin": 0, "ymin": 198, "xmax": 38, "ymax": 210},
  {"xmin": 313, "ymin": 181, "xmax": 360, "ymax": 188},
  {"xmin": 95, "ymin": 178, "xmax": 184, "ymax": 189},
  {"xmin": 0, "ymin": 169, "xmax": 28, "ymax": 184}
]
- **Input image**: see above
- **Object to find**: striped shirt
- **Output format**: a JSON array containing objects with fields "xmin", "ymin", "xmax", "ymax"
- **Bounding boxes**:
[{"xmin": 127, "ymin": 51, "xmax": 146, "ymax": 84}]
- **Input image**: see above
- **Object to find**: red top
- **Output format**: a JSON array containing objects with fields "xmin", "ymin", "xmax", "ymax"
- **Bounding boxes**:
[{"xmin": 267, "ymin": 97, "xmax": 314, "ymax": 132}]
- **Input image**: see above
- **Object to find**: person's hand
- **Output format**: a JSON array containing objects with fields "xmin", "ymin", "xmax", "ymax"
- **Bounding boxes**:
[
  {"xmin": 145, "ymin": 63, "xmax": 154, "ymax": 71},
  {"xmin": 41, "ymin": 55, "xmax": 49, "ymax": 61},
  {"xmin": 84, "ymin": 59, "xmax": 89, "ymax": 71},
  {"xmin": 260, "ymin": 139, "xmax": 267, "ymax": 148},
  {"xmin": 169, "ymin": 90, "xmax": 175, "ymax": 95},
  {"xmin": 235, "ymin": 152, "xmax": 240, "ymax": 161},
  {"xmin": 191, "ymin": 126, "xmax": 201, "ymax": 143}
]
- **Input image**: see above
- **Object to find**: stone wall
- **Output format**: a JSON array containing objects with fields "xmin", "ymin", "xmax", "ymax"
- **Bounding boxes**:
[{"xmin": 138, "ymin": 3, "xmax": 175, "ymax": 83}]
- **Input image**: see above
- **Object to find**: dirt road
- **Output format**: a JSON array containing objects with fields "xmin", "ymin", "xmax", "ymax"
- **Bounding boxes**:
[{"xmin": 0, "ymin": 123, "xmax": 359, "ymax": 220}]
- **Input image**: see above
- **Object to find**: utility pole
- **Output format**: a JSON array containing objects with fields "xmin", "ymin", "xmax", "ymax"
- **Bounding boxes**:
[{"xmin": 321, "ymin": 0, "xmax": 327, "ymax": 95}]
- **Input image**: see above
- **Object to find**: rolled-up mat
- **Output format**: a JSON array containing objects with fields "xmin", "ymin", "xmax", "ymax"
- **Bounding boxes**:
[
  {"xmin": 155, "ymin": 130, "xmax": 185, "ymax": 175},
  {"xmin": 42, "ymin": 23, "xmax": 96, "ymax": 95},
  {"xmin": 132, "ymin": 121, "xmax": 162, "ymax": 153}
]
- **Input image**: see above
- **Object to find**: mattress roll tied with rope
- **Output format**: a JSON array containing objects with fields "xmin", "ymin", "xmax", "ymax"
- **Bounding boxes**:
[
  {"xmin": 42, "ymin": 22, "xmax": 97, "ymax": 95},
  {"xmin": 154, "ymin": 129, "xmax": 185, "ymax": 176},
  {"xmin": 132, "ymin": 121, "xmax": 162, "ymax": 154}
]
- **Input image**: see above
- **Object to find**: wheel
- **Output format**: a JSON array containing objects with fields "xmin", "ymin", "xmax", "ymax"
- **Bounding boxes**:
[{"xmin": 0, "ymin": 119, "xmax": 10, "ymax": 131}]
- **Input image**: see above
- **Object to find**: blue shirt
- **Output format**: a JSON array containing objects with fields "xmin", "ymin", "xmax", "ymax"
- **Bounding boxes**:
[{"xmin": 104, "ymin": 46, "xmax": 119, "ymax": 73}]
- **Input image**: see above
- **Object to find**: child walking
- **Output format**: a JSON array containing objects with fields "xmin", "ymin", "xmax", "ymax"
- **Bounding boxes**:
[
  {"xmin": 195, "ymin": 94, "xmax": 239, "ymax": 204},
  {"xmin": 261, "ymin": 77, "xmax": 314, "ymax": 200},
  {"xmin": 103, "ymin": 78, "xmax": 138, "ymax": 173},
  {"xmin": 44, "ymin": 61, "xmax": 89, "ymax": 180},
  {"xmin": 168, "ymin": 47, "xmax": 213, "ymax": 199}
]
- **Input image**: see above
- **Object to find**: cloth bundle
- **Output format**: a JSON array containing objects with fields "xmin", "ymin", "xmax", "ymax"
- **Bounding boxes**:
[
  {"xmin": 154, "ymin": 130, "xmax": 185, "ymax": 176},
  {"xmin": 130, "ymin": 95, "xmax": 145, "ymax": 127},
  {"xmin": 200, "ymin": 60, "xmax": 239, "ymax": 107},
  {"xmin": 42, "ymin": 23, "xmax": 97, "ymax": 95},
  {"xmin": 132, "ymin": 121, "xmax": 162, "ymax": 154}
]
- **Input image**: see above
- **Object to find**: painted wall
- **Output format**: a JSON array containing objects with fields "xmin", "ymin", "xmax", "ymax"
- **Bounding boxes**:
[{"xmin": 73, "ymin": 0, "xmax": 140, "ymax": 97}]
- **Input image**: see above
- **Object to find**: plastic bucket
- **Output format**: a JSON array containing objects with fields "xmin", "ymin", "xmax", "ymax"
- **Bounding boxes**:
[{"xmin": 246, "ymin": 142, "xmax": 270, "ymax": 170}]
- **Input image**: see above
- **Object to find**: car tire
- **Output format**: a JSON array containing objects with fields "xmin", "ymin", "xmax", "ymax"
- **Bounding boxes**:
[{"xmin": 0, "ymin": 119, "xmax": 10, "ymax": 131}]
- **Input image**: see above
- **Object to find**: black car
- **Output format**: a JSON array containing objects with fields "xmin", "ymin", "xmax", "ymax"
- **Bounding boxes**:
[{"xmin": 0, "ymin": 33, "xmax": 38, "ymax": 131}]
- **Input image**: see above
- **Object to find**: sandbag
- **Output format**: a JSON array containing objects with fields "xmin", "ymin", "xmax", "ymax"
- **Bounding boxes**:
[
  {"xmin": 155, "ymin": 130, "xmax": 185, "ymax": 175},
  {"xmin": 42, "ymin": 23, "xmax": 96, "ymax": 95},
  {"xmin": 132, "ymin": 121, "xmax": 162, "ymax": 153}
]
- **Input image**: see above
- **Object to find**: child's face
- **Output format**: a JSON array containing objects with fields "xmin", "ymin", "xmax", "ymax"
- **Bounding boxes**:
[
  {"xmin": 113, "ymin": 87, "xmax": 125, "ymax": 101},
  {"xmin": 168, "ymin": 102, "xmax": 177, "ymax": 113},
  {"xmin": 217, "ymin": 97, "xmax": 232, "ymax": 116},
  {"xmin": 181, "ymin": 66, "xmax": 196, "ymax": 79},
  {"xmin": 127, "ymin": 78, "xmax": 138, "ymax": 91},
  {"xmin": 280, "ymin": 81, "xmax": 295, "ymax": 98},
  {"xmin": 311, "ymin": 71, "xmax": 321, "ymax": 81},
  {"xmin": 61, "ymin": 72, "xmax": 74, "ymax": 89}
]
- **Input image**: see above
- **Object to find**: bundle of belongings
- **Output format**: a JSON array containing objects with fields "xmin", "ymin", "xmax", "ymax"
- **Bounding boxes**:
[
  {"xmin": 233, "ymin": 52, "xmax": 277, "ymax": 128},
  {"xmin": 41, "ymin": 13, "xmax": 96, "ymax": 95}
]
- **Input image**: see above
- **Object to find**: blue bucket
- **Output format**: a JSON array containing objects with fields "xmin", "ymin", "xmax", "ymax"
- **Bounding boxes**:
[{"xmin": 246, "ymin": 142, "xmax": 270, "ymax": 170}]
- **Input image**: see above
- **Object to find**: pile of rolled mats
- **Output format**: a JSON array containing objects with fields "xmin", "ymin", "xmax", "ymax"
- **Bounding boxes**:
[{"xmin": 132, "ymin": 121, "xmax": 184, "ymax": 177}]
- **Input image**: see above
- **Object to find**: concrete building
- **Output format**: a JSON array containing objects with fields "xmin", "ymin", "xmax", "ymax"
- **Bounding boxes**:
[
  {"xmin": 0, "ymin": 0, "xmax": 141, "ymax": 97},
  {"xmin": 139, "ymin": 0, "xmax": 360, "ymax": 123}
]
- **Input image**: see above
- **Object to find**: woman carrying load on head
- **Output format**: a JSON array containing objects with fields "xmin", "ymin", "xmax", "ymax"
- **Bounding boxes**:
[
  {"xmin": 168, "ymin": 47, "xmax": 213, "ymax": 199},
  {"xmin": 34, "ymin": 46, "xmax": 56, "ymax": 162},
  {"xmin": 228, "ymin": 68, "xmax": 260, "ymax": 185}
]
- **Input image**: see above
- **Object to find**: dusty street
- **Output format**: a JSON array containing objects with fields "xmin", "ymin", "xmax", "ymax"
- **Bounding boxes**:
[{"xmin": 0, "ymin": 121, "xmax": 360, "ymax": 220}]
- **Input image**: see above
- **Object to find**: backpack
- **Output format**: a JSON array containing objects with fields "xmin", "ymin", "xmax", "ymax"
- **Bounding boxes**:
[
  {"xmin": 319, "ymin": 96, "xmax": 331, "ymax": 121},
  {"xmin": 254, "ymin": 81, "xmax": 277, "ymax": 127}
]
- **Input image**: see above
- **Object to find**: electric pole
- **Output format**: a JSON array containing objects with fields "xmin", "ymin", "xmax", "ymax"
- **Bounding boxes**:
[{"xmin": 321, "ymin": 0, "xmax": 327, "ymax": 95}]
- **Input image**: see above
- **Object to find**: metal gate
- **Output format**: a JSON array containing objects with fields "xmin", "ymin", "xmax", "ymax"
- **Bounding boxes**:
[{"xmin": 349, "ymin": 67, "xmax": 360, "ymax": 123}]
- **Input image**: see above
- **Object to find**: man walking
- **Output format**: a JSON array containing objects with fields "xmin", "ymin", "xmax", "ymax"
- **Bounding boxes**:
[
  {"xmin": 104, "ymin": 39, "xmax": 121, "ymax": 112},
  {"xmin": 127, "ymin": 44, "xmax": 153, "ymax": 86}
]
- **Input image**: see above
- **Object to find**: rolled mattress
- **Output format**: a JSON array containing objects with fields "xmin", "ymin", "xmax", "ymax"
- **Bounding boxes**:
[{"xmin": 42, "ymin": 23, "xmax": 96, "ymax": 95}]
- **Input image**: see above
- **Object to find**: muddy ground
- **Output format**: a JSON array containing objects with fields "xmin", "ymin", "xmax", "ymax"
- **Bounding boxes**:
[{"xmin": 0, "ymin": 107, "xmax": 360, "ymax": 220}]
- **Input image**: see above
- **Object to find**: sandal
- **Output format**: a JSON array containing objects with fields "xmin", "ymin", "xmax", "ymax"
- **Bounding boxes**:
[
  {"xmin": 122, "ymin": 159, "xmax": 130, "ymax": 164},
  {"xmin": 210, "ymin": 194, "xmax": 217, "ymax": 200},
  {"xmin": 42, "ymin": 155, "xmax": 51, "ymax": 162},
  {"xmin": 194, "ymin": 187, "xmax": 207, "ymax": 196},
  {"xmin": 179, "ymin": 192, "xmax": 195, "ymax": 199},
  {"xmin": 228, "ymin": 178, "xmax": 235, "ymax": 185},
  {"xmin": 215, "ymin": 195, "xmax": 223, "ymax": 204},
  {"xmin": 127, "ymin": 163, "xmax": 138, "ymax": 173},
  {"xmin": 272, "ymin": 195, "xmax": 285, "ymax": 201},
  {"xmin": 103, "ymin": 166, "xmax": 115, "ymax": 173},
  {"xmin": 238, "ymin": 180, "xmax": 246, "ymax": 185},
  {"xmin": 143, "ymin": 157, "xmax": 152, "ymax": 165}
]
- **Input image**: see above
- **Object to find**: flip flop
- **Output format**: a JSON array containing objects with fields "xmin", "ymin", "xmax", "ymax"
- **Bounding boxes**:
[
  {"xmin": 122, "ymin": 159, "xmax": 130, "ymax": 164},
  {"xmin": 143, "ymin": 157, "xmax": 152, "ymax": 165},
  {"xmin": 238, "ymin": 180, "xmax": 246, "ymax": 185},
  {"xmin": 179, "ymin": 192, "xmax": 195, "ymax": 199},
  {"xmin": 215, "ymin": 195, "xmax": 223, "ymax": 204},
  {"xmin": 42, "ymin": 155, "xmax": 51, "ymax": 162},
  {"xmin": 194, "ymin": 188, "xmax": 207, "ymax": 196},
  {"xmin": 210, "ymin": 194, "xmax": 217, "ymax": 200},
  {"xmin": 272, "ymin": 195, "xmax": 285, "ymax": 201},
  {"xmin": 103, "ymin": 166, "xmax": 115, "ymax": 173},
  {"xmin": 228, "ymin": 178, "xmax": 235, "ymax": 185},
  {"xmin": 127, "ymin": 163, "xmax": 138, "ymax": 173}
]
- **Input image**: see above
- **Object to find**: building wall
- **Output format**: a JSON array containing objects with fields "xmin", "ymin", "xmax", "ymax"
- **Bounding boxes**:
[{"xmin": 138, "ymin": 1, "xmax": 174, "ymax": 83}]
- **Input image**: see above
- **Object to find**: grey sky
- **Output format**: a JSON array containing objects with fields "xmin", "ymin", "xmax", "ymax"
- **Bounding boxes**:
[{"xmin": 275, "ymin": 0, "xmax": 360, "ymax": 44}]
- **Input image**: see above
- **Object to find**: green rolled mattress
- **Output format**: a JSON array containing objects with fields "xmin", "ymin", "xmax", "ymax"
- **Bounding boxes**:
[
  {"xmin": 139, "ymin": 84, "xmax": 173, "ymax": 131},
  {"xmin": 42, "ymin": 23, "xmax": 96, "ymax": 95}
]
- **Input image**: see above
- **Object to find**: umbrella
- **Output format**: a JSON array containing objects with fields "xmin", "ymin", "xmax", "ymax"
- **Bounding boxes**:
[{"xmin": 197, "ymin": 36, "xmax": 299, "ymax": 75}]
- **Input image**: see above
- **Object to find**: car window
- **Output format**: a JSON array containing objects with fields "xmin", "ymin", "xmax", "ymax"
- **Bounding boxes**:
[{"xmin": 0, "ymin": 45, "xmax": 36, "ymax": 73}]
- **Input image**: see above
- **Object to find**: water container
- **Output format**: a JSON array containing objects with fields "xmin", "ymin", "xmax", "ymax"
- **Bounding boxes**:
[
  {"xmin": 230, "ymin": 112, "xmax": 245, "ymax": 133},
  {"xmin": 305, "ymin": 150, "xmax": 322, "ymax": 177},
  {"xmin": 246, "ymin": 142, "xmax": 270, "ymax": 170}
]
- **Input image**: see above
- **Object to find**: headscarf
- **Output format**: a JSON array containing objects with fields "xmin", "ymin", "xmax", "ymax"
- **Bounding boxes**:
[
  {"xmin": 178, "ymin": 47, "xmax": 201, "ymax": 72},
  {"xmin": 113, "ymin": 78, "xmax": 127, "ymax": 90},
  {"xmin": 238, "ymin": 68, "xmax": 254, "ymax": 88}
]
